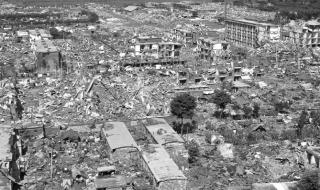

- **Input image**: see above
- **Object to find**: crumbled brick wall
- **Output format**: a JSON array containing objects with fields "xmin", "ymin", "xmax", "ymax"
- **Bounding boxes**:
[{"xmin": 158, "ymin": 179, "xmax": 187, "ymax": 190}]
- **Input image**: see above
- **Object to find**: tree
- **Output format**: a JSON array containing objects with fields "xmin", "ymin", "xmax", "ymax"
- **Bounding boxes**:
[
  {"xmin": 297, "ymin": 170, "xmax": 319, "ymax": 190},
  {"xmin": 252, "ymin": 103, "xmax": 260, "ymax": 118},
  {"xmin": 209, "ymin": 90, "xmax": 231, "ymax": 118},
  {"xmin": 274, "ymin": 100, "xmax": 291, "ymax": 113},
  {"xmin": 170, "ymin": 93, "xmax": 197, "ymax": 134},
  {"xmin": 242, "ymin": 105, "xmax": 253, "ymax": 119},
  {"xmin": 210, "ymin": 90, "xmax": 231, "ymax": 109},
  {"xmin": 297, "ymin": 110, "xmax": 308, "ymax": 137},
  {"xmin": 172, "ymin": 120, "xmax": 197, "ymax": 134}
]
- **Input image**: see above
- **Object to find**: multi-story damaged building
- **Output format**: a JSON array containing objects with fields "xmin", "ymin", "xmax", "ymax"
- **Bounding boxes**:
[
  {"xmin": 285, "ymin": 20, "xmax": 320, "ymax": 48},
  {"xmin": 197, "ymin": 37, "xmax": 229, "ymax": 62},
  {"xmin": 225, "ymin": 18, "xmax": 280, "ymax": 48},
  {"xmin": 130, "ymin": 36, "xmax": 185, "ymax": 66}
]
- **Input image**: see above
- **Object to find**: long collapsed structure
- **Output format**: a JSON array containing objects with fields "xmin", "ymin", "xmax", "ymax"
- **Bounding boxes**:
[{"xmin": 101, "ymin": 119, "xmax": 187, "ymax": 190}]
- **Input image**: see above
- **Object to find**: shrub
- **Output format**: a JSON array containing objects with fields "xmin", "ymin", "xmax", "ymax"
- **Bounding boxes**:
[
  {"xmin": 205, "ymin": 121, "xmax": 215, "ymax": 131},
  {"xmin": 301, "ymin": 125, "xmax": 320, "ymax": 139},
  {"xmin": 297, "ymin": 170, "xmax": 319, "ymax": 190},
  {"xmin": 186, "ymin": 140, "xmax": 200, "ymax": 163},
  {"xmin": 267, "ymin": 130, "xmax": 280, "ymax": 141},
  {"xmin": 246, "ymin": 132, "xmax": 266, "ymax": 144}
]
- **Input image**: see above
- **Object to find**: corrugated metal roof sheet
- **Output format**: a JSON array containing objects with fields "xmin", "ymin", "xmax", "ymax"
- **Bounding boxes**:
[
  {"xmin": 123, "ymin": 5, "xmax": 139, "ymax": 12},
  {"xmin": 97, "ymin": 166, "xmax": 116, "ymax": 173},
  {"xmin": 233, "ymin": 81, "xmax": 250, "ymax": 88},
  {"xmin": 145, "ymin": 118, "xmax": 184, "ymax": 145},
  {"xmin": 141, "ymin": 144, "xmax": 186, "ymax": 183},
  {"xmin": 102, "ymin": 122, "xmax": 138, "ymax": 151}
]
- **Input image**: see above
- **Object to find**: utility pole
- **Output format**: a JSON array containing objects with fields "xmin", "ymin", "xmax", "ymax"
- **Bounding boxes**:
[
  {"xmin": 50, "ymin": 147, "xmax": 53, "ymax": 179},
  {"xmin": 224, "ymin": 0, "xmax": 228, "ymax": 19}
]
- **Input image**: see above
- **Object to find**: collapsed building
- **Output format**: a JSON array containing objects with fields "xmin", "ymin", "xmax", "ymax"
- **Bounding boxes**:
[
  {"xmin": 0, "ymin": 125, "xmax": 13, "ymax": 190},
  {"xmin": 143, "ymin": 118, "xmax": 189, "ymax": 170},
  {"xmin": 225, "ymin": 18, "xmax": 281, "ymax": 48},
  {"xmin": 0, "ymin": 124, "xmax": 20, "ymax": 190},
  {"xmin": 31, "ymin": 39, "xmax": 63, "ymax": 75}
]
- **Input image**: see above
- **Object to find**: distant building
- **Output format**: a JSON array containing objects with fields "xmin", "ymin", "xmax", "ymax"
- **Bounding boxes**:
[
  {"xmin": 28, "ymin": 29, "xmax": 52, "ymax": 41},
  {"xmin": 173, "ymin": 28, "xmax": 197, "ymax": 44},
  {"xmin": 197, "ymin": 37, "xmax": 229, "ymax": 62},
  {"xmin": 287, "ymin": 20, "xmax": 320, "ymax": 48},
  {"xmin": 16, "ymin": 31, "xmax": 28, "ymax": 42},
  {"xmin": 140, "ymin": 144, "xmax": 187, "ymax": 190},
  {"xmin": 225, "ymin": 18, "xmax": 280, "ymax": 48}
]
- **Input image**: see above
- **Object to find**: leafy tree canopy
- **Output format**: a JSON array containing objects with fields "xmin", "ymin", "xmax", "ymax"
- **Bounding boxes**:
[
  {"xmin": 209, "ymin": 90, "xmax": 231, "ymax": 109},
  {"xmin": 170, "ymin": 93, "xmax": 197, "ymax": 120}
]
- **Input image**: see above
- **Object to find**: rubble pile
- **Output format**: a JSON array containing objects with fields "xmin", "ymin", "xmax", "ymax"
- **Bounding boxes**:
[
  {"xmin": 20, "ymin": 126, "xmax": 141, "ymax": 190},
  {"xmin": 2, "ymin": 1, "xmax": 320, "ymax": 190}
]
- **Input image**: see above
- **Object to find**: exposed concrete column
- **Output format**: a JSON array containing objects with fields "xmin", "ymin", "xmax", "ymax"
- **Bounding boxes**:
[
  {"xmin": 307, "ymin": 152, "xmax": 312, "ymax": 164},
  {"xmin": 315, "ymin": 156, "xmax": 320, "ymax": 168},
  {"xmin": 252, "ymin": 26, "xmax": 254, "ymax": 48}
]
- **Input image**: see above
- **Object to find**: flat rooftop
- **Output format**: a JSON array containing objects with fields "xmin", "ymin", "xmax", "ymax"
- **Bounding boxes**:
[
  {"xmin": 33, "ymin": 39, "xmax": 59, "ymax": 53},
  {"xmin": 102, "ymin": 122, "xmax": 138, "ymax": 151},
  {"xmin": 29, "ymin": 29, "xmax": 52, "ymax": 38},
  {"xmin": 141, "ymin": 144, "xmax": 186, "ymax": 183},
  {"xmin": 225, "ymin": 18, "xmax": 277, "ymax": 27}
]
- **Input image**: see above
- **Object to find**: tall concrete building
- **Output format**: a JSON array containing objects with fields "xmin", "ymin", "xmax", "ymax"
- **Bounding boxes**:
[{"xmin": 225, "ymin": 18, "xmax": 280, "ymax": 48}]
